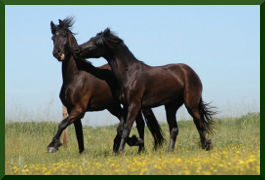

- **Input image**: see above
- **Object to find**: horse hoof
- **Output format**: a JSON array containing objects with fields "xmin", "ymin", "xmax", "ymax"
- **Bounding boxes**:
[
  {"xmin": 115, "ymin": 147, "xmax": 125, "ymax": 155},
  {"xmin": 167, "ymin": 148, "xmax": 174, "ymax": 152},
  {"xmin": 126, "ymin": 135, "xmax": 138, "ymax": 146},
  {"xmin": 116, "ymin": 150, "xmax": 124, "ymax": 155},
  {"xmin": 79, "ymin": 149, "xmax": 84, "ymax": 154},
  {"xmin": 48, "ymin": 147, "xmax": 57, "ymax": 153},
  {"xmin": 202, "ymin": 139, "xmax": 212, "ymax": 151},
  {"xmin": 138, "ymin": 146, "xmax": 145, "ymax": 154},
  {"xmin": 205, "ymin": 140, "xmax": 212, "ymax": 151}
]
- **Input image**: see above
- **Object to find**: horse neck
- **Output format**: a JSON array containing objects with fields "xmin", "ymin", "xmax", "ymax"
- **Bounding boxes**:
[
  {"xmin": 75, "ymin": 59, "xmax": 118, "ymax": 88},
  {"xmin": 105, "ymin": 45, "xmax": 140, "ymax": 84},
  {"xmin": 61, "ymin": 54, "xmax": 79, "ymax": 84}
]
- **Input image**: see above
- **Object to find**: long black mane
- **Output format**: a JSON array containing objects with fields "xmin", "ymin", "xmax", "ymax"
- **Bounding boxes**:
[
  {"xmin": 94, "ymin": 28, "xmax": 149, "ymax": 66},
  {"xmin": 52, "ymin": 16, "xmax": 75, "ymax": 33},
  {"xmin": 95, "ymin": 28, "xmax": 123, "ymax": 47}
]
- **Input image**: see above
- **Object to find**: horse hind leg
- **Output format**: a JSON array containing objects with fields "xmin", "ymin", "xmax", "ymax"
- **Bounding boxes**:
[{"xmin": 185, "ymin": 100, "xmax": 213, "ymax": 151}]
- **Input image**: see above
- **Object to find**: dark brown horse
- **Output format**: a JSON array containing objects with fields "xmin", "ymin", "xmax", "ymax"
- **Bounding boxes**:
[
  {"xmin": 48, "ymin": 18, "xmax": 164, "ymax": 154},
  {"xmin": 77, "ymin": 28, "xmax": 216, "ymax": 153}
]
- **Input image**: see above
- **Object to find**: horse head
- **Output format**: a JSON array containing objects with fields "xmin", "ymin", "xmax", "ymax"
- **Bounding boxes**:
[{"xmin": 50, "ymin": 17, "xmax": 79, "ymax": 61}]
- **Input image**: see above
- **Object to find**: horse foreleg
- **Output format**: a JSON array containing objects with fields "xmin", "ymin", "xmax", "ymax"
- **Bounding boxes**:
[
  {"xmin": 117, "ymin": 101, "xmax": 141, "ymax": 154},
  {"xmin": 135, "ymin": 113, "xmax": 145, "ymax": 153},
  {"xmin": 107, "ymin": 104, "xmax": 142, "ymax": 152},
  {"xmin": 48, "ymin": 117, "xmax": 70, "ymax": 153},
  {"xmin": 106, "ymin": 105, "xmax": 125, "ymax": 152},
  {"xmin": 48, "ymin": 108, "xmax": 85, "ymax": 153}
]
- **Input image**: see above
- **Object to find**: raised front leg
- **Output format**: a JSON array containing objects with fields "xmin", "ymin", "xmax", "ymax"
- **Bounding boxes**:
[
  {"xmin": 48, "ymin": 117, "xmax": 70, "ymax": 153},
  {"xmin": 48, "ymin": 107, "xmax": 85, "ymax": 153}
]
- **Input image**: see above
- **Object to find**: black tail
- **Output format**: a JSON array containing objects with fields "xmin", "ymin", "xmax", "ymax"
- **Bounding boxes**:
[
  {"xmin": 198, "ymin": 99, "xmax": 216, "ymax": 134},
  {"xmin": 141, "ymin": 108, "xmax": 165, "ymax": 149}
]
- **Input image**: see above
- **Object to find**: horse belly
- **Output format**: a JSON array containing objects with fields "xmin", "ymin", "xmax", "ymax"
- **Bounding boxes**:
[
  {"xmin": 141, "ymin": 67, "xmax": 185, "ymax": 107},
  {"xmin": 142, "ymin": 86, "xmax": 183, "ymax": 107},
  {"xmin": 86, "ymin": 90, "xmax": 113, "ymax": 111}
]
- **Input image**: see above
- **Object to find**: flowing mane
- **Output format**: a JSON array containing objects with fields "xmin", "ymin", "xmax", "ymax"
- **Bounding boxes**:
[
  {"xmin": 95, "ymin": 28, "xmax": 124, "ymax": 47},
  {"xmin": 91, "ymin": 28, "xmax": 148, "ymax": 66},
  {"xmin": 55, "ymin": 16, "xmax": 75, "ymax": 32}
]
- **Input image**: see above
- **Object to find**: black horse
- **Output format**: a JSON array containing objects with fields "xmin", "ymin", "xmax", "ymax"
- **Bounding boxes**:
[
  {"xmin": 76, "ymin": 28, "xmax": 216, "ymax": 153},
  {"xmin": 48, "ymin": 18, "xmax": 164, "ymax": 154}
]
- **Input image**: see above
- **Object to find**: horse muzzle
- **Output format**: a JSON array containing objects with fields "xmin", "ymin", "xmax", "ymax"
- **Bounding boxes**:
[
  {"xmin": 56, "ymin": 53, "xmax": 65, "ymax": 61},
  {"xmin": 60, "ymin": 53, "xmax": 65, "ymax": 61},
  {"xmin": 53, "ymin": 52, "xmax": 65, "ymax": 62}
]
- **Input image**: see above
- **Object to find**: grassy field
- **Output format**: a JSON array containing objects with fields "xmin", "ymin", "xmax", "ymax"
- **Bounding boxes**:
[{"xmin": 5, "ymin": 112, "xmax": 260, "ymax": 175}]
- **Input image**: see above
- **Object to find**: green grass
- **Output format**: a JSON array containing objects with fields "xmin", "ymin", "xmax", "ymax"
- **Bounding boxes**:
[{"xmin": 5, "ymin": 112, "xmax": 260, "ymax": 175}]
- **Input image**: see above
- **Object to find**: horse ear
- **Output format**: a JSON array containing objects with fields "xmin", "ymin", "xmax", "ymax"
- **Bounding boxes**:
[
  {"xmin": 58, "ymin": 19, "xmax": 64, "ymax": 27},
  {"xmin": 50, "ymin": 21, "xmax": 56, "ymax": 34},
  {"xmin": 103, "ymin": 28, "xmax": 111, "ymax": 36}
]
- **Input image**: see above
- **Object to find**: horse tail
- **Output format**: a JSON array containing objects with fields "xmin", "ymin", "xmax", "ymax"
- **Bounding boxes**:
[
  {"xmin": 198, "ymin": 98, "xmax": 216, "ymax": 134},
  {"xmin": 142, "ymin": 108, "xmax": 165, "ymax": 148}
]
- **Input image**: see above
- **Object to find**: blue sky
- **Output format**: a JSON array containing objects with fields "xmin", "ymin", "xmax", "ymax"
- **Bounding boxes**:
[{"xmin": 5, "ymin": 5, "xmax": 260, "ymax": 126}]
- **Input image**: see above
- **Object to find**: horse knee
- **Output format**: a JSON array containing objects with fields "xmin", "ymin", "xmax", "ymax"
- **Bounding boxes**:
[
  {"xmin": 68, "ymin": 110, "xmax": 85, "ymax": 123},
  {"xmin": 58, "ymin": 118, "xmax": 70, "ymax": 130},
  {"xmin": 117, "ymin": 124, "xmax": 123, "ymax": 135}
]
